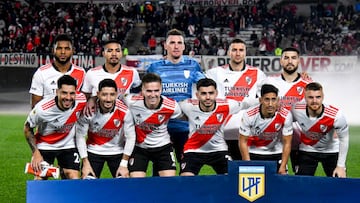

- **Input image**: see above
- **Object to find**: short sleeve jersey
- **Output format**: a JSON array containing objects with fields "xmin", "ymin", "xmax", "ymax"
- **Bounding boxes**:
[
  {"xmin": 26, "ymin": 93, "xmax": 87, "ymax": 150},
  {"xmin": 124, "ymin": 94, "xmax": 182, "ymax": 149},
  {"xmin": 206, "ymin": 64, "xmax": 267, "ymax": 102},
  {"xmin": 76, "ymin": 100, "xmax": 135, "ymax": 156},
  {"xmin": 147, "ymin": 56, "xmax": 205, "ymax": 102},
  {"xmin": 262, "ymin": 74, "xmax": 311, "ymax": 110},
  {"xmin": 147, "ymin": 56, "xmax": 205, "ymax": 133},
  {"xmin": 29, "ymin": 63, "xmax": 86, "ymax": 98},
  {"xmin": 179, "ymin": 99, "xmax": 242, "ymax": 153},
  {"xmin": 239, "ymin": 105, "xmax": 293, "ymax": 155},
  {"xmin": 291, "ymin": 102, "xmax": 349, "ymax": 167},
  {"xmin": 81, "ymin": 65, "xmax": 141, "ymax": 98}
]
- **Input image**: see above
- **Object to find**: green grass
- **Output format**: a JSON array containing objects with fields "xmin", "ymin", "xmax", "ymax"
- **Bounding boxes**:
[{"xmin": 0, "ymin": 115, "xmax": 359, "ymax": 202}]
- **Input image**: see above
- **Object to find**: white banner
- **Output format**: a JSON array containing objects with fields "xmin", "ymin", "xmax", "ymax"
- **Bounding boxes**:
[
  {"xmin": 201, "ymin": 55, "xmax": 359, "ymax": 74},
  {"xmin": 0, "ymin": 53, "xmax": 38, "ymax": 68},
  {"xmin": 38, "ymin": 54, "xmax": 95, "ymax": 70}
]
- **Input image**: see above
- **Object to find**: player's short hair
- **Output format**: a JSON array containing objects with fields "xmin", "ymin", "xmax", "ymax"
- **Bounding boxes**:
[
  {"xmin": 166, "ymin": 29, "xmax": 185, "ymax": 39},
  {"xmin": 141, "ymin": 73, "xmax": 162, "ymax": 86},
  {"xmin": 261, "ymin": 84, "xmax": 279, "ymax": 96},
  {"xmin": 281, "ymin": 47, "xmax": 300, "ymax": 56},
  {"xmin": 196, "ymin": 78, "xmax": 217, "ymax": 90},
  {"xmin": 98, "ymin": 78, "xmax": 117, "ymax": 92},
  {"xmin": 305, "ymin": 82, "xmax": 323, "ymax": 91},
  {"xmin": 57, "ymin": 75, "xmax": 77, "ymax": 89},
  {"xmin": 53, "ymin": 34, "xmax": 73, "ymax": 47},
  {"xmin": 103, "ymin": 39, "xmax": 121, "ymax": 47},
  {"xmin": 230, "ymin": 38, "xmax": 246, "ymax": 45}
]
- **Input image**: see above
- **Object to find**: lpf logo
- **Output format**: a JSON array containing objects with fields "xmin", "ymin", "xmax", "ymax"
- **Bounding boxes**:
[{"xmin": 238, "ymin": 166, "xmax": 265, "ymax": 202}]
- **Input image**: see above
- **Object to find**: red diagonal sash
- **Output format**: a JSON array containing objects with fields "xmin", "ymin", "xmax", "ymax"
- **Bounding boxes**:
[
  {"xmin": 87, "ymin": 109, "xmax": 125, "ymax": 145},
  {"xmin": 226, "ymin": 69, "xmax": 257, "ymax": 101},
  {"xmin": 184, "ymin": 105, "xmax": 229, "ymax": 151},
  {"xmin": 36, "ymin": 103, "xmax": 85, "ymax": 144},
  {"xmin": 300, "ymin": 116, "xmax": 334, "ymax": 146},
  {"xmin": 136, "ymin": 107, "xmax": 174, "ymax": 144}
]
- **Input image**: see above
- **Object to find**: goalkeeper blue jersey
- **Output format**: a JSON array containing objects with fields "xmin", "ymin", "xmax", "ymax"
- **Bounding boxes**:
[{"xmin": 147, "ymin": 56, "xmax": 205, "ymax": 133}]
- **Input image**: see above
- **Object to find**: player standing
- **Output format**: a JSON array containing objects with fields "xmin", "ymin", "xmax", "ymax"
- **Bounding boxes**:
[
  {"xmin": 76, "ymin": 79, "xmax": 136, "ymax": 178},
  {"xmin": 238, "ymin": 84, "xmax": 293, "ymax": 174},
  {"xmin": 291, "ymin": 82, "xmax": 349, "ymax": 178},
  {"xmin": 205, "ymin": 38, "xmax": 266, "ymax": 160},
  {"xmin": 124, "ymin": 73, "xmax": 182, "ymax": 177},
  {"xmin": 24, "ymin": 75, "xmax": 86, "ymax": 180},
  {"xmin": 29, "ymin": 34, "xmax": 85, "ymax": 108},
  {"xmin": 146, "ymin": 29, "xmax": 205, "ymax": 163},
  {"xmin": 261, "ymin": 47, "xmax": 312, "ymax": 173},
  {"xmin": 82, "ymin": 39, "xmax": 141, "ymax": 114},
  {"xmin": 179, "ymin": 78, "xmax": 245, "ymax": 176}
]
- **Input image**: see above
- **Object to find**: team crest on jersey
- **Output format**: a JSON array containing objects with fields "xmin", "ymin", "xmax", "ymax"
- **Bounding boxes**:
[
  {"xmin": 195, "ymin": 116, "xmax": 200, "ymax": 121},
  {"xmin": 320, "ymin": 124, "xmax": 328, "ymax": 132},
  {"xmin": 245, "ymin": 76, "xmax": 252, "ymax": 85},
  {"xmin": 113, "ymin": 119, "xmax": 121, "ymax": 127},
  {"xmin": 297, "ymin": 87, "xmax": 304, "ymax": 95},
  {"xmin": 121, "ymin": 77, "xmax": 128, "ymax": 86},
  {"xmin": 158, "ymin": 114, "xmax": 165, "ymax": 123},
  {"xmin": 238, "ymin": 166, "xmax": 265, "ymax": 202},
  {"xmin": 275, "ymin": 123, "xmax": 282, "ymax": 131},
  {"xmin": 183, "ymin": 70, "xmax": 190, "ymax": 79},
  {"xmin": 216, "ymin": 113, "xmax": 224, "ymax": 122},
  {"xmin": 224, "ymin": 78, "xmax": 229, "ymax": 83}
]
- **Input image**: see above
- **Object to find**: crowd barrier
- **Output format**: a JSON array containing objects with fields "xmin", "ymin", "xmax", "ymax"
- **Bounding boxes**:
[{"xmin": 27, "ymin": 161, "xmax": 360, "ymax": 203}]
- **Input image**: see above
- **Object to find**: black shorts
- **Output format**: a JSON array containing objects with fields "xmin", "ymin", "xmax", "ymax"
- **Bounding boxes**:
[
  {"xmin": 87, "ymin": 152, "xmax": 122, "ymax": 178},
  {"xmin": 128, "ymin": 143, "xmax": 176, "ymax": 173},
  {"xmin": 296, "ymin": 151, "xmax": 338, "ymax": 177},
  {"xmin": 40, "ymin": 148, "xmax": 80, "ymax": 171},
  {"xmin": 180, "ymin": 151, "xmax": 230, "ymax": 175}
]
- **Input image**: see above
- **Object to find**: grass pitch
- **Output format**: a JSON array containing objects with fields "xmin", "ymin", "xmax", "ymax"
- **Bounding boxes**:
[{"xmin": 0, "ymin": 115, "xmax": 359, "ymax": 202}]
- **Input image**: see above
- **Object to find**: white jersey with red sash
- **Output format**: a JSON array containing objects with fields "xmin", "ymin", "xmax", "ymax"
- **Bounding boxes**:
[
  {"xmin": 291, "ymin": 102, "xmax": 349, "ymax": 167},
  {"xmin": 81, "ymin": 64, "xmax": 141, "ymax": 97},
  {"xmin": 239, "ymin": 105, "xmax": 293, "ymax": 155},
  {"xmin": 180, "ymin": 98, "xmax": 243, "ymax": 153},
  {"xmin": 262, "ymin": 74, "xmax": 311, "ymax": 110},
  {"xmin": 124, "ymin": 94, "xmax": 182, "ymax": 149},
  {"xmin": 206, "ymin": 64, "xmax": 266, "ymax": 140},
  {"xmin": 76, "ymin": 100, "xmax": 135, "ymax": 157},
  {"xmin": 26, "ymin": 93, "xmax": 87, "ymax": 150},
  {"xmin": 29, "ymin": 63, "xmax": 85, "ymax": 98}
]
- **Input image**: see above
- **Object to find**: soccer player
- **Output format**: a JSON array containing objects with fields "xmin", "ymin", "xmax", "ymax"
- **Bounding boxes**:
[
  {"xmin": 238, "ymin": 84, "xmax": 293, "ymax": 174},
  {"xmin": 24, "ymin": 75, "xmax": 87, "ymax": 180},
  {"xmin": 82, "ymin": 39, "xmax": 141, "ymax": 114},
  {"xmin": 29, "ymin": 34, "xmax": 85, "ymax": 108},
  {"xmin": 261, "ymin": 47, "xmax": 312, "ymax": 173},
  {"xmin": 146, "ymin": 29, "xmax": 205, "ymax": 163},
  {"xmin": 75, "ymin": 79, "xmax": 136, "ymax": 178},
  {"xmin": 291, "ymin": 82, "xmax": 349, "ymax": 178},
  {"xmin": 124, "ymin": 73, "xmax": 182, "ymax": 177},
  {"xmin": 205, "ymin": 38, "xmax": 266, "ymax": 160},
  {"xmin": 179, "ymin": 78, "xmax": 245, "ymax": 176}
]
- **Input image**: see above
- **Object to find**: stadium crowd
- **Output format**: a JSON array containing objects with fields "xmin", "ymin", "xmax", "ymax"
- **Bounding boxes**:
[{"xmin": 0, "ymin": 0, "xmax": 359, "ymax": 56}]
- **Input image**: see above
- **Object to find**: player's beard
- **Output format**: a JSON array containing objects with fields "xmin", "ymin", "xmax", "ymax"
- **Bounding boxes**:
[
  {"xmin": 283, "ymin": 65, "xmax": 298, "ymax": 75},
  {"xmin": 231, "ymin": 57, "xmax": 243, "ymax": 65},
  {"xmin": 54, "ymin": 55, "xmax": 71, "ymax": 65},
  {"xmin": 60, "ymin": 98, "xmax": 74, "ymax": 110},
  {"xmin": 109, "ymin": 62, "xmax": 119, "ymax": 67}
]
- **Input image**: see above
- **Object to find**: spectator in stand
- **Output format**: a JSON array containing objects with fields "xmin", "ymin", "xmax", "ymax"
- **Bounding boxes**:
[{"xmin": 148, "ymin": 35, "xmax": 157, "ymax": 54}]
